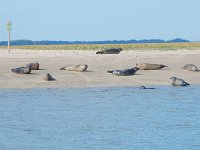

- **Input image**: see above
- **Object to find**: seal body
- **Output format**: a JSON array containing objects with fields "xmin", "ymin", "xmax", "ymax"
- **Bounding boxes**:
[
  {"xmin": 170, "ymin": 77, "xmax": 190, "ymax": 86},
  {"xmin": 136, "ymin": 63, "xmax": 167, "ymax": 70},
  {"xmin": 11, "ymin": 67, "xmax": 31, "ymax": 74},
  {"xmin": 60, "ymin": 64, "xmax": 88, "ymax": 72},
  {"xmin": 26, "ymin": 62, "xmax": 39, "ymax": 70},
  {"xmin": 107, "ymin": 67, "xmax": 139, "ymax": 76},
  {"xmin": 140, "ymin": 86, "xmax": 155, "ymax": 89},
  {"xmin": 183, "ymin": 64, "xmax": 199, "ymax": 71},
  {"xmin": 44, "ymin": 73, "xmax": 55, "ymax": 81},
  {"xmin": 96, "ymin": 48, "xmax": 123, "ymax": 54}
]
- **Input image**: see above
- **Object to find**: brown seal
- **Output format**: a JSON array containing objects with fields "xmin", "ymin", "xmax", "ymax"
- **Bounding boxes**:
[
  {"xmin": 136, "ymin": 63, "xmax": 167, "ymax": 70},
  {"xmin": 60, "ymin": 64, "xmax": 88, "ymax": 72},
  {"xmin": 26, "ymin": 62, "xmax": 39, "ymax": 70}
]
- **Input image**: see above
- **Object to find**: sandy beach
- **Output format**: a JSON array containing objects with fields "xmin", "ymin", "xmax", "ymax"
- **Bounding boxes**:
[{"xmin": 0, "ymin": 48, "xmax": 200, "ymax": 89}]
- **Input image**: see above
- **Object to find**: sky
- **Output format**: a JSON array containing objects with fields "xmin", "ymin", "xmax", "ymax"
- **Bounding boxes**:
[{"xmin": 0, "ymin": 0, "xmax": 200, "ymax": 41}]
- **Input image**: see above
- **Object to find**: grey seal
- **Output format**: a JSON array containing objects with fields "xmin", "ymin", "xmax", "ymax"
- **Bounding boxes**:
[
  {"xmin": 96, "ymin": 48, "xmax": 123, "ymax": 54},
  {"xmin": 107, "ymin": 67, "xmax": 139, "ymax": 76},
  {"xmin": 11, "ymin": 67, "xmax": 31, "ymax": 74},
  {"xmin": 44, "ymin": 73, "xmax": 55, "ymax": 81},
  {"xmin": 170, "ymin": 77, "xmax": 190, "ymax": 86},
  {"xmin": 183, "ymin": 64, "xmax": 199, "ymax": 71},
  {"xmin": 26, "ymin": 62, "xmax": 39, "ymax": 70},
  {"xmin": 140, "ymin": 86, "xmax": 155, "ymax": 89},
  {"xmin": 60, "ymin": 64, "xmax": 88, "ymax": 72},
  {"xmin": 136, "ymin": 63, "xmax": 167, "ymax": 70}
]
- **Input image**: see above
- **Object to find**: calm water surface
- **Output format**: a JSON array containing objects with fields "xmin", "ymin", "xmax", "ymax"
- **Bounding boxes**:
[{"xmin": 0, "ymin": 86, "xmax": 200, "ymax": 150}]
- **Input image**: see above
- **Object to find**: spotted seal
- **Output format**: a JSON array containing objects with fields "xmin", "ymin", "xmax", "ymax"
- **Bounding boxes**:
[
  {"xmin": 107, "ymin": 67, "xmax": 139, "ymax": 76},
  {"xmin": 11, "ymin": 67, "xmax": 31, "ymax": 74},
  {"xmin": 136, "ymin": 63, "xmax": 167, "ymax": 70},
  {"xmin": 170, "ymin": 77, "xmax": 190, "ymax": 86},
  {"xmin": 26, "ymin": 62, "xmax": 39, "ymax": 70},
  {"xmin": 183, "ymin": 64, "xmax": 199, "ymax": 71},
  {"xmin": 96, "ymin": 48, "xmax": 123, "ymax": 54},
  {"xmin": 60, "ymin": 64, "xmax": 88, "ymax": 72},
  {"xmin": 44, "ymin": 73, "xmax": 55, "ymax": 81}
]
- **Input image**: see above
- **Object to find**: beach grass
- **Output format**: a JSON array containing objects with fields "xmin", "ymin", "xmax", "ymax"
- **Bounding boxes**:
[{"xmin": 1, "ymin": 42, "xmax": 200, "ymax": 50}]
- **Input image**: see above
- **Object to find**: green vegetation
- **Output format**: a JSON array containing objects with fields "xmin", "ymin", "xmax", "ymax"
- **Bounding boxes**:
[{"xmin": 1, "ymin": 42, "xmax": 200, "ymax": 51}]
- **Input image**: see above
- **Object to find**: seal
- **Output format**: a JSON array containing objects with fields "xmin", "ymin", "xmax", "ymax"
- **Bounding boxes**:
[
  {"xmin": 183, "ymin": 64, "xmax": 199, "ymax": 71},
  {"xmin": 96, "ymin": 48, "xmax": 123, "ymax": 54},
  {"xmin": 60, "ymin": 64, "xmax": 88, "ymax": 72},
  {"xmin": 44, "ymin": 73, "xmax": 55, "ymax": 81},
  {"xmin": 140, "ymin": 86, "xmax": 155, "ymax": 89},
  {"xmin": 136, "ymin": 63, "xmax": 167, "ymax": 70},
  {"xmin": 170, "ymin": 76, "xmax": 190, "ymax": 86},
  {"xmin": 107, "ymin": 67, "xmax": 139, "ymax": 76},
  {"xmin": 11, "ymin": 67, "xmax": 31, "ymax": 74},
  {"xmin": 26, "ymin": 62, "xmax": 39, "ymax": 70}
]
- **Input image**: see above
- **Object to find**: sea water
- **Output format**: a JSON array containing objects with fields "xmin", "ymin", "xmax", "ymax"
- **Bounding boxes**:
[{"xmin": 0, "ymin": 85, "xmax": 200, "ymax": 150}]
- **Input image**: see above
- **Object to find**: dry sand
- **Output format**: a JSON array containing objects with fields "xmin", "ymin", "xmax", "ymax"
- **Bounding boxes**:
[{"xmin": 0, "ymin": 48, "xmax": 200, "ymax": 89}]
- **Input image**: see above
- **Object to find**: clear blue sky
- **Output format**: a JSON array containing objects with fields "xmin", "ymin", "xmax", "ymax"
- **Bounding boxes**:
[{"xmin": 0, "ymin": 0, "xmax": 200, "ymax": 41}]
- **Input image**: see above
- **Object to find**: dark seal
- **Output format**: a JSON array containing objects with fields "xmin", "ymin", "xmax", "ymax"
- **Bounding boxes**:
[
  {"xmin": 140, "ymin": 86, "xmax": 155, "ymax": 89},
  {"xmin": 107, "ymin": 67, "xmax": 139, "ymax": 76},
  {"xmin": 44, "ymin": 73, "xmax": 55, "ymax": 81},
  {"xmin": 96, "ymin": 48, "xmax": 123, "ymax": 54},
  {"xmin": 11, "ymin": 67, "xmax": 31, "ymax": 74}
]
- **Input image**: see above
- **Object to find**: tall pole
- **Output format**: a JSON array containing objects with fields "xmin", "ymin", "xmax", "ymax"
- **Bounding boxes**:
[
  {"xmin": 8, "ymin": 30, "xmax": 10, "ymax": 53},
  {"xmin": 6, "ymin": 21, "xmax": 12, "ymax": 54}
]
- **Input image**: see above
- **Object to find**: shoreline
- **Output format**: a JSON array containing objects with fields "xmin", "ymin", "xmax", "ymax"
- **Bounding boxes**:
[{"xmin": 0, "ymin": 49, "xmax": 200, "ymax": 89}]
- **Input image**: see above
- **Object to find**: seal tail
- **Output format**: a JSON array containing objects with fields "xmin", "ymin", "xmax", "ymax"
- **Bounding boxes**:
[
  {"xmin": 60, "ymin": 67, "xmax": 65, "ymax": 70},
  {"xmin": 96, "ymin": 51, "xmax": 103, "ymax": 54},
  {"xmin": 107, "ymin": 70, "xmax": 113, "ymax": 73},
  {"xmin": 161, "ymin": 65, "xmax": 168, "ymax": 68}
]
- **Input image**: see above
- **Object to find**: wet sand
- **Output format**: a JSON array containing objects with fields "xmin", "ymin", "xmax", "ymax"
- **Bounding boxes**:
[{"xmin": 0, "ymin": 49, "xmax": 200, "ymax": 89}]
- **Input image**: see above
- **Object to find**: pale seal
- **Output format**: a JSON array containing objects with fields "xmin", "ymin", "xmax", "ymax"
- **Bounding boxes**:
[
  {"xmin": 136, "ymin": 63, "xmax": 168, "ymax": 70},
  {"xmin": 60, "ymin": 64, "xmax": 88, "ymax": 72},
  {"xmin": 44, "ymin": 73, "xmax": 55, "ymax": 81},
  {"xmin": 107, "ymin": 67, "xmax": 139, "ymax": 76},
  {"xmin": 170, "ymin": 77, "xmax": 190, "ymax": 86},
  {"xmin": 11, "ymin": 67, "xmax": 31, "ymax": 74},
  {"xmin": 183, "ymin": 64, "xmax": 199, "ymax": 71},
  {"xmin": 26, "ymin": 62, "xmax": 39, "ymax": 70},
  {"xmin": 96, "ymin": 48, "xmax": 123, "ymax": 54}
]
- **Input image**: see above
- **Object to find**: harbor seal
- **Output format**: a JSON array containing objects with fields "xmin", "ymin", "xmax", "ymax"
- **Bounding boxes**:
[
  {"xmin": 44, "ymin": 73, "xmax": 55, "ymax": 81},
  {"xmin": 26, "ymin": 62, "xmax": 39, "ymax": 70},
  {"xmin": 60, "ymin": 64, "xmax": 88, "ymax": 72},
  {"xmin": 182, "ymin": 64, "xmax": 199, "ymax": 71},
  {"xmin": 140, "ymin": 86, "xmax": 155, "ymax": 89},
  {"xmin": 136, "ymin": 63, "xmax": 167, "ymax": 70},
  {"xmin": 96, "ymin": 48, "xmax": 123, "ymax": 54},
  {"xmin": 170, "ymin": 77, "xmax": 190, "ymax": 86},
  {"xmin": 107, "ymin": 67, "xmax": 139, "ymax": 76},
  {"xmin": 11, "ymin": 67, "xmax": 31, "ymax": 74}
]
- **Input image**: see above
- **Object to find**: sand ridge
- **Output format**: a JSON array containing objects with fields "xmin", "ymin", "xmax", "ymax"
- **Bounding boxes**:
[{"xmin": 0, "ymin": 49, "xmax": 200, "ymax": 89}]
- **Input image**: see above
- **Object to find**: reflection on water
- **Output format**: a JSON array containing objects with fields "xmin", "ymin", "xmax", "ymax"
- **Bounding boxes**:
[{"xmin": 0, "ymin": 86, "xmax": 200, "ymax": 150}]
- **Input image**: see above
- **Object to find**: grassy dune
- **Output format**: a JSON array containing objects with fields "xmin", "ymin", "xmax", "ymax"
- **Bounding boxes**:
[{"xmin": 1, "ymin": 42, "xmax": 200, "ymax": 51}]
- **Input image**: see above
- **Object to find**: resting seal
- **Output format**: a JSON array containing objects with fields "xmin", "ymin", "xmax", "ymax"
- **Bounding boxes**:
[
  {"xmin": 11, "ymin": 67, "xmax": 31, "ymax": 74},
  {"xmin": 26, "ymin": 62, "xmax": 39, "ymax": 70},
  {"xmin": 107, "ymin": 67, "xmax": 139, "ymax": 76},
  {"xmin": 183, "ymin": 64, "xmax": 199, "ymax": 71},
  {"xmin": 44, "ymin": 73, "xmax": 55, "ymax": 81},
  {"xmin": 96, "ymin": 48, "xmax": 123, "ymax": 54},
  {"xmin": 136, "ymin": 63, "xmax": 167, "ymax": 70},
  {"xmin": 170, "ymin": 77, "xmax": 190, "ymax": 86},
  {"xmin": 140, "ymin": 86, "xmax": 155, "ymax": 89},
  {"xmin": 60, "ymin": 64, "xmax": 88, "ymax": 72}
]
